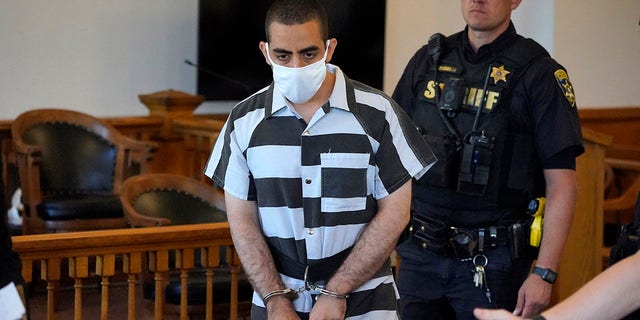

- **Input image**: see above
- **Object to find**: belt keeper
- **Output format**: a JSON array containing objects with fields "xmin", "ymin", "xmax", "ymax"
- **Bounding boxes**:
[
  {"xmin": 489, "ymin": 226, "xmax": 497, "ymax": 246},
  {"xmin": 263, "ymin": 288, "xmax": 297, "ymax": 303},
  {"xmin": 317, "ymin": 288, "xmax": 349, "ymax": 300}
]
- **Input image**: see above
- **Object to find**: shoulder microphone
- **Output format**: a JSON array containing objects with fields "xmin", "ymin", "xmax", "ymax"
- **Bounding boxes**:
[{"xmin": 427, "ymin": 33, "xmax": 446, "ymax": 65}]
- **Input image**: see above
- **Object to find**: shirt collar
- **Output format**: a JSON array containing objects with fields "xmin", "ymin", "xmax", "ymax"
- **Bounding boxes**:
[
  {"xmin": 269, "ymin": 64, "xmax": 350, "ymax": 117},
  {"xmin": 461, "ymin": 21, "xmax": 518, "ymax": 63}
]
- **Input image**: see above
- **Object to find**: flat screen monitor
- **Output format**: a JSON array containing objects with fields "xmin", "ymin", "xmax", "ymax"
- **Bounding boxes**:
[{"xmin": 196, "ymin": 0, "xmax": 385, "ymax": 101}]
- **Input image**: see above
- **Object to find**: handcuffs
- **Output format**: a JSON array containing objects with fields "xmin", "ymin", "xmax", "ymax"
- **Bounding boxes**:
[{"xmin": 262, "ymin": 265, "xmax": 349, "ymax": 304}]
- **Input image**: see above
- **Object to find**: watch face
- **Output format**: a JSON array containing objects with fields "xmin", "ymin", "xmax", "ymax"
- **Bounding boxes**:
[
  {"xmin": 544, "ymin": 270, "xmax": 557, "ymax": 282},
  {"xmin": 534, "ymin": 267, "xmax": 557, "ymax": 284}
]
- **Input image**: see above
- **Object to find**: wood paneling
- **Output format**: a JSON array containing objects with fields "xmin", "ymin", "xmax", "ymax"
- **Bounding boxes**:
[
  {"xmin": 551, "ymin": 128, "xmax": 612, "ymax": 304},
  {"xmin": 580, "ymin": 107, "xmax": 640, "ymax": 160}
]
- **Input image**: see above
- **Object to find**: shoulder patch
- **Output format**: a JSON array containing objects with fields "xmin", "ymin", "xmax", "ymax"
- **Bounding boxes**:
[{"xmin": 554, "ymin": 69, "xmax": 576, "ymax": 108}]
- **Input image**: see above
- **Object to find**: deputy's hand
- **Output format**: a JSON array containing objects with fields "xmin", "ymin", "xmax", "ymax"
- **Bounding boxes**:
[
  {"xmin": 309, "ymin": 294, "xmax": 347, "ymax": 320},
  {"xmin": 513, "ymin": 274, "xmax": 552, "ymax": 317},
  {"xmin": 473, "ymin": 307, "xmax": 523, "ymax": 320},
  {"xmin": 266, "ymin": 296, "xmax": 301, "ymax": 320}
]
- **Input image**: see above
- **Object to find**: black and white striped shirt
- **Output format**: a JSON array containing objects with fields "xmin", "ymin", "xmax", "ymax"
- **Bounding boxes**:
[{"xmin": 205, "ymin": 65, "xmax": 435, "ymax": 319}]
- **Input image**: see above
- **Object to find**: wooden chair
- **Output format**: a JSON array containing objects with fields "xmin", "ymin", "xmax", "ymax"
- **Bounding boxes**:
[
  {"xmin": 602, "ymin": 157, "xmax": 640, "ymax": 266},
  {"xmin": 604, "ymin": 158, "xmax": 640, "ymax": 218},
  {"xmin": 11, "ymin": 108, "xmax": 156, "ymax": 234},
  {"xmin": 119, "ymin": 173, "xmax": 252, "ymax": 319}
]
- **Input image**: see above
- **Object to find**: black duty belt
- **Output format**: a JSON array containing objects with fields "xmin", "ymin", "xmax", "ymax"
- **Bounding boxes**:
[
  {"xmin": 410, "ymin": 215, "xmax": 513, "ymax": 258},
  {"xmin": 269, "ymin": 245, "xmax": 353, "ymax": 284}
]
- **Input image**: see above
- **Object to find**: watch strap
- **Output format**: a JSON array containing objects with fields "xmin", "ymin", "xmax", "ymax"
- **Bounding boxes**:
[{"xmin": 532, "ymin": 266, "xmax": 557, "ymax": 284}]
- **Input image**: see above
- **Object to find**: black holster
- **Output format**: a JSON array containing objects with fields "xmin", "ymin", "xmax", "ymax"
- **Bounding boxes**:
[
  {"xmin": 409, "ymin": 215, "xmax": 450, "ymax": 255},
  {"xmin": 409, "ymin": 214, "xmax": 533, "ymax": 260}
]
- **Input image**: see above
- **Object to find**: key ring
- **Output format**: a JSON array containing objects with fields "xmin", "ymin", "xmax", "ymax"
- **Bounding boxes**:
[{"xmin": 473, "ymin": 254, "xmax": 488, "ymax": 267}]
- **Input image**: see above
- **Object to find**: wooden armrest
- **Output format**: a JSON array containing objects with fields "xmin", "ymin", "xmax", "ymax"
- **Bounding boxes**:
[
  {"xmin": 605, "ymin": 158, "xmax": 640, "ymax": 172},
  {"xmin": 121, "ymin": 138, "xmax": 158, "ymax": 173},
  {"xmin": 605, "ymin": 144, "xmax": 640, "ymax": 161},
  {"xmin": 12, "ymin": 140, "xmax": 42, "ymax": 157},
  {"xmin": 122, "ymin": 137, "xmax": 158, "ymax": 156},
  {"xmin": 604, "ymin": 157, "xmax": 640, "ymax": 211},
  {"xmin": 125, "ymin": 214, "xmax": 173, "ymax": 227}
]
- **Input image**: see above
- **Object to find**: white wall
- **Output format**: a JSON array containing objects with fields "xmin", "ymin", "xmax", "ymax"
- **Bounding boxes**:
[
  {"xmin": 0, "ymin": 0, "xmax": 638, "ymax": 120},
  {"xmin": 554, "ymin": 0, "xmax": 640, "ymax": 107},
  {"xmin": 384, "ymin": 0, "xmax": 639, "ymax": 108},
  {"xmin": 384, "ymin": 0, "xmax": 464, "ymax": 96},
  {"xmin": 510, "ymin": 0, "xmax": 554, "ymax": 53},
  {"xmin": 385, "ymin": 0, "xmax": 556, "ymax": 94},
  {"xmin": 0, "ymin": 0, "xmax": 198, "ymax": 119}
]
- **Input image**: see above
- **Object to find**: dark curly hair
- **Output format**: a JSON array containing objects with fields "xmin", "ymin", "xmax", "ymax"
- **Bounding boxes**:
[{"xmin": 265, "ymin": 0, "xmax": 329, "ymax": 42}]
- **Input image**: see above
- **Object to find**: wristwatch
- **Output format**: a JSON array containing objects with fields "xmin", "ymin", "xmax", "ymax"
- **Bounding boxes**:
[{"xmin": 532, "ymin": 266, "xmax": 557, "ymax": 284}]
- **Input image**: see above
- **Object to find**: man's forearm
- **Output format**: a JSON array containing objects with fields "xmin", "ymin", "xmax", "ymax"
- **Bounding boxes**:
[
  {"xmin": 542, "ymin": 252, "xmax": 640, "ymax": 320},
  {"xmin": 536, "ymin": 169, "xmax": 577, "ymax": 270},
  {"xmin": 231, "ymin": 221, "xmax": 284, "ymax": 297},
  {"xmin": 325, "ymin": 181, "xmax": 411, "ymax": 295},
  {"xmin": 225, "ymin": 193, "xmax": 285, "ymax": 298}
]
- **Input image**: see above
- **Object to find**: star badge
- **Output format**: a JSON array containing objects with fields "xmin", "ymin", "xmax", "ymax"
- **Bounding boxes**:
[{"xmin": 490, "ymin": 65, "xmax": 510, "ymax": 84}]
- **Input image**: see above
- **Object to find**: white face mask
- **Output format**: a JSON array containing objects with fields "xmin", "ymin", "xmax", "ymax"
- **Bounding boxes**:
[{"xmin": 266, "ymin": 41, "xmax": 329, "ymax": 104}]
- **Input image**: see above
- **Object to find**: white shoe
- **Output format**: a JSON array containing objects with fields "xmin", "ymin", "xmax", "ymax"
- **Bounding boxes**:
[
  {"xmin": 7, "ymin": 208, "xmax": 22, "ymax": 226},
  {"xmin": 7, "ymin": 188, "xmax": 23, "ymax": 226}
]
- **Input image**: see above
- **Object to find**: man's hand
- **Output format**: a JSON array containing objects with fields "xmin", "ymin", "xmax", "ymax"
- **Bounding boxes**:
[
  {"xmin": 309, "ymin": 295, "xmax": 347, "ymax": 320},
  {"xmin": 266, "ymin": 296, "xmax": 301, "ymax": 320},
  {"xmin": 513, "ymin": 274, "xmax": 552, "ymax": 317},
  {"xmin": 473, "ymin": 307, "xmax": 523, "ymax": 320}
]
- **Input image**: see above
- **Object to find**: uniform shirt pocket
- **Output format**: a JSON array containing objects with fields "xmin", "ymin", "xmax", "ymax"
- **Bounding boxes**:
[{"xmin": 320, "ymin": 153, "xmax": 370, "ymax": 212}]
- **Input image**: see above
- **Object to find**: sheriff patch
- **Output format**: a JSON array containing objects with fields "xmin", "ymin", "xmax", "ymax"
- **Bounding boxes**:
[{"xmin": 554, "ymin": 69, "xmax": 576, "ymax": 108}]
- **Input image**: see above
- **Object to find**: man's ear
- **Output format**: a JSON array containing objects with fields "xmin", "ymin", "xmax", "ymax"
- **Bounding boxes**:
[
  {"xmin": 325, "ymin": 38, "xmax": 338, "ymax": 63},
  {"xmin": 259, "ymin": 41, "xmax": 271, "ymax": 66},
  {"xmin": 511, "ymin": 0, "xmax": 522, "ymax": 10}
]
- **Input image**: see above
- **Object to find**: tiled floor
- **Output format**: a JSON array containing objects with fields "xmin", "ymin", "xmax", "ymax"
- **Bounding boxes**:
[
  {"xmin": 26, "ymin": 278, "xmax": 248, "ymax": 320},
  {"xmin": 27, "ymin": 279, "xmax": 155, "ymax": 320}
]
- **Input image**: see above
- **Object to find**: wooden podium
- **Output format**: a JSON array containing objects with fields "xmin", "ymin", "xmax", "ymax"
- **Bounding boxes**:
[
  {"xmin": 138, "ymin": 89, "xmax": 205, "ymax": 175},
  {"xmin": 550, "ymin": 128, "xmax": 612, "ymax": 304}
]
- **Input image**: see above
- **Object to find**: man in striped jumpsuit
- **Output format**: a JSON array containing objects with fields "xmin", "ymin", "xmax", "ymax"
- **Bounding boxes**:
[{"xmin": 204, "ymin": 1, "xmax": 435, "ymax": 319}]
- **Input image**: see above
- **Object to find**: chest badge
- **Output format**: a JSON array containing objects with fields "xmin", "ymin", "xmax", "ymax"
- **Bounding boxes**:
[
  {"xmin": 490, "ymin": 65, "xmax": 510, "ymax": 84},
  {"xmin": 554, "ymin": 69, "xmax": 576, "ymax": 108}
]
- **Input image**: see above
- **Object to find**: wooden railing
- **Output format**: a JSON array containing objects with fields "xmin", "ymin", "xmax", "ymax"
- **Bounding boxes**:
[
  {"xmin": 104, "ymin": 116, "xmax": 165, "ymax": 141},
  {"xmin": 12, "ymin": 223, "xmax": 242, "ymax": 320}
]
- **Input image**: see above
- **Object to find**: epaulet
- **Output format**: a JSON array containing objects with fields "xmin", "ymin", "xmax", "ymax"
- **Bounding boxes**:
[
  {"xmin": 441, "ymin": 31, "xmax": 463, "ymax": 53},
  {"xmin": 445, "ymin": 31, "xmax": 464, "ymax": 45},
  {"xmin": 501, "ymin": 36, "xmax": 550, "ymax": 69}
]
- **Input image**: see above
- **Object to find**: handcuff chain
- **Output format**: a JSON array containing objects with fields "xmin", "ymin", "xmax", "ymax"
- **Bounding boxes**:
[{"xmin": 295, "ymin": 265, "xmax": 348, "ymax": 299}]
